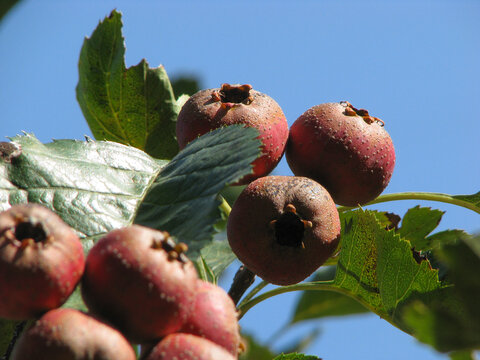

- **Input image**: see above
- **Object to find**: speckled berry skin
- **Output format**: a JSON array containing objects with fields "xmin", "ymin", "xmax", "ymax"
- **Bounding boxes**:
[
  {"xmin": 0, "ymin": 204, "xmax": 85, "ymax": 320},
  {"xmin": 286, "ymin": 102, "xmax": 395, "ymax": 206},
  {"xmin": 180, "ymin": 280, "xmax": 240, "ymax": 356},
  {"xmin": 144, "ymin": 333, "xmax": 236, "ymax": 360},
  {"xmin": 227, "ymin": 176, "xmax": 341, "ymax": 285},
  {"xmin": 11, "ymin": 308, "xmax": 136, "ymax": 360},
  {"xmin": 176, "ymin": 84, "xmax": 289, "ymax": 185},
  {"xmin": 81, "ymin": 225, "xmax": 198, "ymax": 343}
]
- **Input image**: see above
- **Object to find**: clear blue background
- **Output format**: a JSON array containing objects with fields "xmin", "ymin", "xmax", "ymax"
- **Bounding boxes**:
[{"xmin": 1, "ymin": 1, "xmax": 479, "ymax": 359}]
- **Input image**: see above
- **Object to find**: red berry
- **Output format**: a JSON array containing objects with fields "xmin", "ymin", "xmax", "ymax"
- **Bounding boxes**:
[
  {"xmin": 286, "ymin": 101, "xmax": 395, "ymax": 206},
  {"xmin": 11, "ymin": 308, "xmax": 136, "ymax": 360},
  {"xmin": 176, "ymin": 83, "xmax": 289, "ymax": 185},
  {"xmin": 0, "ymin": 204, "xmax": 85, "ymax": 320},
  {"xmin": 227, "ymin": 176, "xmax": 341, "ymax": 285},
  {"xmin": 81, "ymin": 225, "xmax": 198, "ymax": 343},
  {"xmin": 180, "ymin": 280, "xmax": 240, "ymax": 356},
  {"xmin": 144, "ymin": 333, "xmax": 236, "ymax": 360}
]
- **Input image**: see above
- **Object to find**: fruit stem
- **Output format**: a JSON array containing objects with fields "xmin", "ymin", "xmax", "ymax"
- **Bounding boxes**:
[
  {"xmin": 237, "ymin": 281, "xmax": 339, "ymax": 319},
  {"xmin": 237, "ymin": 280, "xmax": 268, "ymax": 309},
  {"xmin": 336, "ymin": 192, "xmax": 480, "ymax": 215}
]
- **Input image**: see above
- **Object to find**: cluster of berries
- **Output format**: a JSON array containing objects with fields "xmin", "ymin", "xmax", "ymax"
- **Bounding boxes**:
[
  {"xmin": 0, "ymin": 83, "xmax": 395, "ymax": 359},
  {"xmin": 177, "ymin": 83, "xmax": 395, "ymax": 285},
  {"xmin": 0, "ymin": 205, "xmax": 240, "ymax": 360}
]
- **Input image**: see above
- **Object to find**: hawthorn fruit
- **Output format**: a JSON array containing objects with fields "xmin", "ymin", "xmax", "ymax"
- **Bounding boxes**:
[
  {"xmin": 176, "ymin": 83, "xmax": 289, "ymax": 185},
  {"xmin": 11, "ymin": 308, "xmax": 136, "ymax": 360},
  {"xmin": 0, "ymin": 204, "xmax": 85, "ymax": 320},
  {"xmin": 286, "ymin": 101, "xmax": 395, "ymax": 206},
  {"xmin": 144, "ymin": 333, "xmax": 236, "ymax": 360},
  {"xmin": 81, "ymin": 225, "xmax": 198, "ymax": 343},
  {"xmin": 227, "ymin": 175, "xmax": 341, "ymax": 285},
  {"xmin": 180, "ymin": 280, "xmax": 241, "ymax": 356}
]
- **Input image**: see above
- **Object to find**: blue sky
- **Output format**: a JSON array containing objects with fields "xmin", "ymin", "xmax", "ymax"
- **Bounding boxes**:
[{"xmin": 1, "ymin": 1, "xmax": 479, "ymax": 359}]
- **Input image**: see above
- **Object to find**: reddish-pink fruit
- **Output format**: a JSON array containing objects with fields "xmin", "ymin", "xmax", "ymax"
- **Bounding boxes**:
[
  {"xmin": 0, "ymin": 204, "xmax": 85, "ymax": 320},
  {"xmin": 180, "ymin": 280, "xmax": 240, "ymax": 356},
  {"xmin": 81, "ymin": 225, "xmax": 198, "ymax": 343},
  {"xmin": 227, "ymin": 176, "xmax": 341, "ymax": 285},
  {"xmin": 286, "ymin": 101, "xmax": 395, "ymax": 206},
  {"xmin": 11, "ymin": 308, "xmax": 136, "ymax": 360},
  {"xmin": 176, "ymin": 83, "xmax": 289, "ymax": 185},
  {"xmin": 144, "ymin": 333, "xmax": 236, "ymax": 360}
]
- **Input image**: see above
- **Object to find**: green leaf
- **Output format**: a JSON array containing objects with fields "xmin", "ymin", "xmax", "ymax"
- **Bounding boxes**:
[
  {"xmin": 134, "ymin": 125, "xmax": 261, "ymax": 258},
  {"xmin": 398, "ymin": 206, "xmax": 444, "ymax": 250},
  {"xmin": 239, "ymin": 333, "xmax": 276, "ymax": 360},
  {"xmin": 291, "ymin": 266, "xmax": 369, "ymax": 324},
  {"xmin": 0, "ymin": 319, "xmax": 20, "ymax": 355},
  {"xmin": 273, "ymin": 354, "xmax": 321, "ymax": 360},
  {"xmin": 449, "ymin": 350, "xmax": 477, "ymax": 360},
  {"xmin": 76, "ymin": 10, "xmax": 179, "ymax": 160},
  {"xmin": 196, "ymin": 239, "xmax": 237, "ymax": 283},
  {"xmin": 403, "ymin": 234, "xmax": 480, "ymax": 352},
  {"xmin": 333, "ymin": 210, "xmax": 443, "ymax": 330},
  {"xmin": 0, "ymin": 134, "xmax": 163, "ymax": 246}
]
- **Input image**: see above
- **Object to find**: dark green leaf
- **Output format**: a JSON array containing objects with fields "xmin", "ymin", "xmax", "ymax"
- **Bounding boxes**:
[
  {"xmin": 134, "ymin": 125, "xmax": 261, "ymax": 258},
  {"xmin": 403, "ymin": 234, "xmax": 480, "ymax": 352},
  {"xmin": 239, "ymin": 333, "xmax": 276, "ymax": 360},
  {"xmin": 333, "ymin": 210, "xmax": 443, "ymax": 330},
  {"xmin": 76, "ymin": 10, "xmax": 179, "ymax": 159},
  {"xmin": 0, "ymin": 319, "xmax": 20, "ymax": 355},
  {"xmin": 426, "ymin": 229, "xmax": 470, "ymax": 245},
  {"xmin": 449, "ymin": 350, "xmax": 477, "ymax": 360},
  {"xmin": 196, "ymin": 239, "xmax": 237, "ymax": 283},
  {"xmin": 398, "ymin": 206, "xmax": 444, "ymax": 250},
  {"xmin": 171, "ymin": 75, "xmax": 201, "ymax": 97},
  {"xmin": 0, "ymin": 0, "xmax": 21, "ymax": 23},
  {"xmin": 291, "ymin": 266, "xmax": 369, "ymax": 323},
  {"xmin": 273, "ymin": 354, "xmax": 321, "ymax": 360}
]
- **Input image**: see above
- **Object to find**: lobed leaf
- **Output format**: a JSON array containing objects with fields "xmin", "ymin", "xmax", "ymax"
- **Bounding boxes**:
[
  {"xmin": 333, "ymin": 210, "xmax": 444, "ymax": 331},
  {"xmin": 0, "ymin": 134, "xmax": 163, "ymax": 249},
  {"xmin": 398, "ymin": 206, "xmax": 444, "ymax": 250},
  {"xmin": 403, "ymin": 234, "xmax": 480, "ymax": 352},
  {"xmin": 76, "ymin": 10, "xmax": 179, "ymax": 160}
]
